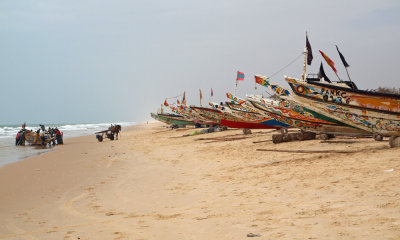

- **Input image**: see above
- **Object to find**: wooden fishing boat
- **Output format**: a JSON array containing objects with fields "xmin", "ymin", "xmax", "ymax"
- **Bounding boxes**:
[
  {"xmin": 24, "ymin": 130, "xmax": 55, "ymax": 145},
  {"xmin": 209, "ymin": 101, "xmax": 286, "ymax": 129},
  {"xmin": 223, "ymin": 94, "xmax": 291, "ymax": 129},
  {"xmin": 219, "ymin": 119, "xmax": 282, "ymax": 129},
  {"xmin": 253, "ymin": 75, "xmax": 371, "ymax": 136},
  {"xmin": 227, "ymin": 93, "xmax": 326, "ymax": 130},
  {"xmin": 190, "ymin": 106, "xmax": 225, "ymax": 122},
  {"xmin": 151, "ymin": 112, "xmax": 173, "ymax": 125},
  {"xmin": 285, "ymin": 76, "xmax": 400, "ymax": 138},
  {"xmin": 150, "ymin": 112, "xmax": 196, "ymax": 127},
  {"xmin": 174, "ymin": 104, "xmax": 218, "ymax": 126}
]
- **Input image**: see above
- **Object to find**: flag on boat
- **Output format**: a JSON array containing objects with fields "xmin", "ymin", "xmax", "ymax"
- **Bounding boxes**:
[
  {"xmin": 199, "ymin": 89, "xmax": 203, "ymax": 100},
  {"xmin": 319, "ymin": 50, "xmax": 337, "ymax": 73},
  {"xmin": 318, "ymin": 62, "xmax": 331, "ymax": 82},
  {"xmin": 335, "ymin": 45, "xmax": 350, "ymax": 68},
  {"xmin": 177, "ymin": 99, "xmax": 180, "ymax": 104},
  {"xmin": 182, "ymin": 92, "xmax": 186, "ymax": 105},
  {"xmin": 164, "ymin": 99, "xmax": 169, "ymax": 106},
  {"xmin": 211, "ymin": 88, "xmax": 214, "ymax": 97},
  {"xmin": 236, "ymin": 71, "xmax": 245, "ymax": 80},
  {"xmin": 306, "ymin": 32, "xmax": 313, "ymax": 65},
  {"xmin": 255, "ymin": 75, "xmax": 290, "ymax": 96},
  {"xmin": 226, "ymin": 93, "xmax": 246, "ymax": 105},
  {"xmin": 255, "ymin": 75, "xmax": 270, "ymax": 86}
]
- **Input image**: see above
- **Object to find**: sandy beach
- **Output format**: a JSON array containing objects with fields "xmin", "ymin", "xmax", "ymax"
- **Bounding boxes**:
[{"xmin": 0, "ymin": 122, "xmax": 399, "ymax": 239}]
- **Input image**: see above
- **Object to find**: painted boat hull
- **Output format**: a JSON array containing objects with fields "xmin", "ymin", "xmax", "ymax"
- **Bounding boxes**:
[
  {"xmin": 248, "ymin": 98, "xmax": 370, "ymax": 135},
  {"xmin": 151, "ymin": 113, "xmax": 196, "ymax": 126},
  {"xmin": 191, "ymin": 105, "xmax": 287, "ymax": 128},
  {"xmin": 190, "ymin": 106, "xmax": 224, "ymax": 122},
  {"xmin": 176, "ymin": 105, "xmax": 219, "ymax": 125},
  {"xmin": 220, "ymin": 119, "xmax": 283, "ymax": 129},
  {"xmin": 24, "ymin": 131, "xmax": 55, "ymax": 145},
  {"xmin": 286, "ymin": 77, "xmax": 400, "ymax": 136}
]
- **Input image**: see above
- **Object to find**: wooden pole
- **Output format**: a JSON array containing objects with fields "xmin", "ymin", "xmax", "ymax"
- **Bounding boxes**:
[
  {"xmin": 344, "ymin": 67, "xmax": 353, "ymax": 84},
  {"xmin": 234, "ymin": 79, "xmax": 238, "ymax": 96},
  {"xmin": 256, "ymin": 149, "xmax": 359, "ymax": 153},
  {"xmin": 334, "ymin": 72, "xmax": 342, "ymax": 82}
]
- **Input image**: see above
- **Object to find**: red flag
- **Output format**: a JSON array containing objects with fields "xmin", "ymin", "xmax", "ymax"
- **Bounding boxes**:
[
  {"xmin": 319, "ymin": 50, "xmax": 337, "ymax": 73},
  {"xmin": 164, "ymin": 99, "xmax": 169, "ymax": 106},
  {"xmin": 177, "ymin": 99, "xmax": 180, "ymax": 104},
  {"xmin": 254, "ymin": 75, "xmax": 264, "ymax": 85}
]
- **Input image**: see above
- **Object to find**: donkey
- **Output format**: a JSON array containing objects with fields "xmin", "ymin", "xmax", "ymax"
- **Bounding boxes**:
[{"xmin": 109, "ymin": 124, "xmax": 122, "ymax": 140}]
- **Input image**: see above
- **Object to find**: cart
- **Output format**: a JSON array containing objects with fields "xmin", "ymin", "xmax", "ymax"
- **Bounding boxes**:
[{"xmin": 95, "ymin": 130, "xmax": 115, "ymax": 142}]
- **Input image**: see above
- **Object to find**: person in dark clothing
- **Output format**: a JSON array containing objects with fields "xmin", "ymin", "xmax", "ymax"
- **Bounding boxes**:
[
  {"xmin": 55, "ymin": 128, "xmax": 63, "ymax": 145},
  {"xmin": 15, "ymin": 132, "xmax": 21, "ymax": 145}
]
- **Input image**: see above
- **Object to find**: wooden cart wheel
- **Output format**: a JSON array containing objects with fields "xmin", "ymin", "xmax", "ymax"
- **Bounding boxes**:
[{"xmin": 96, "ymin": 135, "xmax": 103, "ymax": 142}]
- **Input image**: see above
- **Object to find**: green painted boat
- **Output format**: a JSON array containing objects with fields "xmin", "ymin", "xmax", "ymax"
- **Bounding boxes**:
[{"xmin": 150, "ymin": 113, "xmax": 196, "ymax": 127}]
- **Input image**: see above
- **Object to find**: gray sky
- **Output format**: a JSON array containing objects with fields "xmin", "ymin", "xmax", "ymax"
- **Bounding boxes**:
[{"xmin": 1, "ymin": 0, "xmax": 399, "ymax": 124}]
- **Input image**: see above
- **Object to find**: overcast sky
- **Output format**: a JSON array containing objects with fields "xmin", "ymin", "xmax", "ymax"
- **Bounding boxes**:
[{"xmin": 1, "ymin": 0, "xmax": 399, "ymax": 124}]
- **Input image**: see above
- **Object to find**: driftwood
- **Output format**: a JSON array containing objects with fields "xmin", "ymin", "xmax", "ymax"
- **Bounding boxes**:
[
  {"xmin": 169, "ymin": 135, "xmax": 191, "ymax": 138},
  {"xmin": 320, "ymin": 140, "xmax": 388, "ymax": 144},
  {"xmin": 196, "ymin": 137, "xmax": 248, "ymax": 141},
  {"xmin": 253, "ymin": 130, "xmax": 279, "ymax": 134},
  {"xmin": 272, "ymin": 132, "xmax": 316, "ymax": 144},
  {"xmin": 253, "ymin": 140, "xmax": 272, "ymax": 144},
  {"xmin": 256, "ymin": 149, "xmax": 359, "ymax": 154},
  {"xmin": 319, "ymin": 140, "xmax": 358, "ymax": 144}
]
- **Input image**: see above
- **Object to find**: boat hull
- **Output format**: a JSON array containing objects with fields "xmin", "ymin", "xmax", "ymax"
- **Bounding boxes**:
[
  {"xmin": 286, "ymin": 77, "xmax": 400, "ymax": 136},
  {"xmin": 24, "ymin": 131, "xmax": 55, "ymax": 145},
  {"xmin": 220, "ymin": 119, "xmax": 283, "ymax": 129},
  {"xmin": 151, "ymin": 113, "xmax": 196, "ymax": 126}
]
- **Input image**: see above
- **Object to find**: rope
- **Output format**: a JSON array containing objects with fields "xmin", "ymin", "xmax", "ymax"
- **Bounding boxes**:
[
  {"xmin": 268, "ymin": 52, "xmax": 304, "ymax": 79},
  {"xmin": 166, "ymin": 94, "xmax": 183, "ymax": 100}
]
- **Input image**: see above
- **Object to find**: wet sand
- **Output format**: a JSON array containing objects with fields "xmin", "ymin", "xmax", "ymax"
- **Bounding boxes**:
[{"xmin": 0, "ymin": 122, "xmax": 399, "ymax": 240}]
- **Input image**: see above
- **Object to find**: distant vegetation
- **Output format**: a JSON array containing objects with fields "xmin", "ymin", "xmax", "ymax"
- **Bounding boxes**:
[{"xmin": 373, "ymin": 87, "xmax": 400, "ymax": 94}]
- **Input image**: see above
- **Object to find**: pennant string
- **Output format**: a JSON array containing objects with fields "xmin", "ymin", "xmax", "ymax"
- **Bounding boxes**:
[
  {"xmin": 165, "ymin": 94, "xmax": 184, "ymax": 100},
  {"xmin": 269, "ymin": 52, "xmax": 303, "ymax": 78}
]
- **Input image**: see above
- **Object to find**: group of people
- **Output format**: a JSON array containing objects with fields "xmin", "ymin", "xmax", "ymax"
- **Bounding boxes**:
[
  {"xmin": 15, "ymin": 124, "xmax": 63, "ymax": 146},
  {"xmin": 45, "ymin": 126, "xmax": 64, "ymax": 146}
]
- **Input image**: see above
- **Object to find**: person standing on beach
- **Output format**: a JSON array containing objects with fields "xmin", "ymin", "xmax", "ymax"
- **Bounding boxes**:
[
  {"xmin": 55, "ymin": 128, "xmax": 63, "ymax": 145},
  {"xmin": 39, "ymin": 125, "xmax": 46, "ymax": 146}
]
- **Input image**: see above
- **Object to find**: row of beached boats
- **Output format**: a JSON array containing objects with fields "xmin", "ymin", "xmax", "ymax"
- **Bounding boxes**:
[{"xmin": 151, "ymin": 37, "xmax": 400, "ymax": 148}]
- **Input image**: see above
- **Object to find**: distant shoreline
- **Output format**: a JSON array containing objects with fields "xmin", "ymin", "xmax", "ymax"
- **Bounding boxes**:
[{"xmin": 0, "ymin": 122, "xmax": 138, "ymax": 168}]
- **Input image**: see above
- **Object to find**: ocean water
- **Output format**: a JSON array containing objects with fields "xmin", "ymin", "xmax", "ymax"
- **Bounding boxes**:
[{"xmin": 0, "ymin": 122, "xmax": 137, "ymax": 167}]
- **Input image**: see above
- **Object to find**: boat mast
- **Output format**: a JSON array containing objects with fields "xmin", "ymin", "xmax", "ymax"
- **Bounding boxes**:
[
  {"xmin": 344, "ymin": 66, "xmax": 353, "ymax": 84},
  {"xmin": 301, "ymin": 46, "xmax": 307, "ymax": 81},
  {"xmin": 234, "ymin": 78, "xmax": 238, "ymax": 96}
]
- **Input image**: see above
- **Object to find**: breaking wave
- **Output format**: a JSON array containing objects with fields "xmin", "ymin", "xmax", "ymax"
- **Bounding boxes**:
[{"xmin": 0, "ymin": 122, "xmax": 137, "ymax": 139}]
